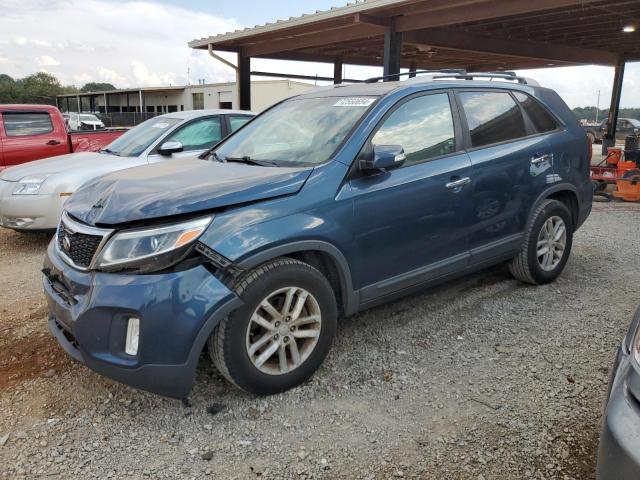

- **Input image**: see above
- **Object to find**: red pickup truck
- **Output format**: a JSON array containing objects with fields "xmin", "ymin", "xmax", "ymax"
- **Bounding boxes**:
[{"xmin": 0, "ymin": 105, "xmax": 126, "ymax": 171}]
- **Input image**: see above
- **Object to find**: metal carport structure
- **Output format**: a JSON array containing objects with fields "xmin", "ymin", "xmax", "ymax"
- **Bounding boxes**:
[{"xmin": 189, "ymin": 0, "xmax": 640, "ymax": 150}]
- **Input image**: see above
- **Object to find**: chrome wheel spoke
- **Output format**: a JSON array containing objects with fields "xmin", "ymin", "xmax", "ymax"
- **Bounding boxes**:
[
  {"xmin": 536, "ymin": 216, "xmax": 567, "ymax": 272},
  {"xmin": 252, "ymin": 313, "xmax": 275, "ymax": 331},
  {"xmin": 288, "ymin": 339, "xmax": 301, "ymax": 365},
  {"xmin": 281, "ymin": 288, "xmax": 296, "ymax": 316},
  {"xmin": 260, "ymin": 300, "xmax": 282, "ymax": 321},
  {"xmin": 290, "ymin": 291, "xmax": 309, "ymax": 320},
  {"xmin": 292, "ymin": 329, "xmax": 320, "ymax": 339},
  {"xmin": 290, "ymin": 315, "xmax": 320, "ymax": 327},
  {"xmin": 254, "ymin": 340, "xmax": 280, "ymax": 368},
  {"xmin": 278, "ymin": 344, "xmax": 288, "ymax": 373},
  {"xmin": 248, "ymin": 332, "xmax": 273, "ymax": 356}
]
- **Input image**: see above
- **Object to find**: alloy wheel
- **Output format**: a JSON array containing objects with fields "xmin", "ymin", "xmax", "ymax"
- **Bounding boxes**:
[
  {"xmin": 536, "ymin": 216, "xmax": 566, "ymax": 271},
  {"xmin": 245, "ymin": 287, "xmax": 322, "ymax": 375}
]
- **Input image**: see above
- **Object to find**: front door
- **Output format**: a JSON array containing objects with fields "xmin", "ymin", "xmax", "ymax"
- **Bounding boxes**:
[
  {"xmin": 1, "ymin": 111, "xmax": 69, "ymax": 166},
  {"xmin": 347, "ymin": 92, "xmax": 472, "ymax": 302},
  {"xmin": 146, "ymin": 115, "xmax": 225, "ymax": 163}
]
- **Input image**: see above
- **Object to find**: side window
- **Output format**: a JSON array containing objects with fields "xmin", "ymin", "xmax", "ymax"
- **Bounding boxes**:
[
  {"xmin": 512, "ymin": 92, "xmax": 559, "ymax": 133},
  {"xmin": 3, "ymin": 112, "xmax": 54, "ymax": 136},
  {"xmin": 229, "ymin": 115, "xmax": 251, "ymax": 132},
  {"xmin": 166, "ymin": 117, "xmax": 222, "ymax": 152},
  {"xmin": 460, "ymin": 91, "xmax": 526, "ymax": 148},
  {"xmin": 372, "ymin": 93, "xmax": 456, "ymax": 166}
]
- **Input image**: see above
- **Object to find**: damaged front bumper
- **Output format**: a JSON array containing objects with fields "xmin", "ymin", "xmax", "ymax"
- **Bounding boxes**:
[{"xmin": 42, "ymin": 238, "xmax": 241, "ymax": 399}]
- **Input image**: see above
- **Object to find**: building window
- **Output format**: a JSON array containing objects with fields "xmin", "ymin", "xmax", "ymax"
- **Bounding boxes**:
[
  {"xmin": 192, "ymin": 92, "xmax": 204, "ymax": 110},
  {"xmin": 146, "ymin": 106, "xmax": 155, "ymax": 113},
  {"xmin": 168, "ymin": 105, "xmax": 178, "ymax": 113},
  {"xmin": 219, "ymin": 101, "xmax": 232, "ymax": 110}
]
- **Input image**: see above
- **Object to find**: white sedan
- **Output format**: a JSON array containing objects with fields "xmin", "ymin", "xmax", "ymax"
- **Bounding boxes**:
[
  {"xmin": 67, "ymin": 113, "xmax": 105, "ymax": 130},
  {"xmin": 0, "ymin": 109, "xmax": 253, "ymax": 231}
]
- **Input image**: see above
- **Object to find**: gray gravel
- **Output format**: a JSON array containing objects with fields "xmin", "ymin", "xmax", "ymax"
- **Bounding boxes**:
[{"xmin": 1, "ymin": 201, "xmax": 639, "ymax": 479}]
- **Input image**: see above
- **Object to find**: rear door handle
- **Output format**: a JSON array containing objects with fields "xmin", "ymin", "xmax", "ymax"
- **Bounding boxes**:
[
  {"xmin": 445, "ymin": 177, "xmax": 471, "ymax": 190},
  {"xmin": 531, "ymin": 153, "xmax": 553, "ymax": 165},
  {"xmin": 46, "ymin": 140, "xmax": 62, "ymax": 145}
]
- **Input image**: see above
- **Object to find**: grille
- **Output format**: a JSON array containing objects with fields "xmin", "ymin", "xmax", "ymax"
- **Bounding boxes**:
[{"xmin": 57, "ymin": 221, "xmax": 104, "ymax": 268}]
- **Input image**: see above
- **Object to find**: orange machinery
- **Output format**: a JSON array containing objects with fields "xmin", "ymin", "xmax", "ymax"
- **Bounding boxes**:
[{"xmin": 591, "ymin": 147, "xmax": 640, "ymax": 201}]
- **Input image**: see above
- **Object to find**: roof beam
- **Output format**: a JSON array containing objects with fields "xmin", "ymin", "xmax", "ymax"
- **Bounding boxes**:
[
  {"xmin": 403, "ymin": 28, "xmax": 618, "ymax": 66},
  {"xmin": 395, "ymin": 0, "xmax": 588, "ymax": 32},
  {"xmin": 246, "ymin": 25, "xmax": 383, "ymax": 57}
]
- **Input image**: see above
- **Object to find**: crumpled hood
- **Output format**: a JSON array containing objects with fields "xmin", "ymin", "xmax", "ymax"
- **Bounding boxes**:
[
  {"xmin": 65, "ymin": 157, "xmax": 314, "ymax": 226},
  {"xmin": 0, "ymin": 151, "xmax": 136, "ymax": 182}
]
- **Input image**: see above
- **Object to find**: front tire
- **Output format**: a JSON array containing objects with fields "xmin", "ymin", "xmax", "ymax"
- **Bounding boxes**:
[
  {"xmin": 209, "ymin": 258, "xmax": 338, "ymax": 395},
  {"xmin": 508, "ymin": 199, "xmax": 573, "ymax": 285}
]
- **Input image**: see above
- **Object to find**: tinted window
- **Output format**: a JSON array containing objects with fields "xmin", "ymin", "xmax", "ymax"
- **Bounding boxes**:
[
  {"xmin": 513, "ymin": 92, "xmax": 558, "ymax": 133},
  {"xmin": 372, "ymin": 93, "xmax": 456, "ymax": 166},
  {"xmin": 167, "ymin": 117, "xmax": 222, "ymax": 151},
  {"xmin": 3, "ymin": 112, "xmax": 53, "ymax": 136},
  {"xmin": 229, "ymin": 115, "xmax": 251, "ymax": 132},
  {"xmin": 460, "ymin": 91, "xmax": 526, "ymax": 148}
]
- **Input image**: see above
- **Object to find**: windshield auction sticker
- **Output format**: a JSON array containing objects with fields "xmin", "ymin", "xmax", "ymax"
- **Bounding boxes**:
[{"xmin": 333, "ymin": 97, "xmax": 376, "ymax": 107}]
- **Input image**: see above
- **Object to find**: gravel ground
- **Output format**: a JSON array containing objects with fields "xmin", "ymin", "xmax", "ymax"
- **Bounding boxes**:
[{"xmin": 1, "ymin": 201, "xmax": 639, "ymax": 479}]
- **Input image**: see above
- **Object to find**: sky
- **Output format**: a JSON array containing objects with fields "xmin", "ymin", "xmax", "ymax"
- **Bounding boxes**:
[{"xmin": 0, "ymin": 0, "xmax": 638, "ymax": 109}]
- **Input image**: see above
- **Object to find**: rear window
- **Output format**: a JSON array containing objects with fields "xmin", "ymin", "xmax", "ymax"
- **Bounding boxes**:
[
  {"xmin": 3, "ymin": 112, "xmax": 53, "ymax": 136},
  {"xmin": 512, "ymin": 92, "xmax": 559, "ymax": 133},
  {"xmin": 459, "ymin": 91, "xmax": 526, "ymax": 148}
]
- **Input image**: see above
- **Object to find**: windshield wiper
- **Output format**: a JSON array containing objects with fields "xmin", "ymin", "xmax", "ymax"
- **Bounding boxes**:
[
  {"xmin": 225, "ymin": 156, "xmax": 279, "ymax": 167},
  {"xmin": 100, "ymin": 148, "xmax": 120, "ymax": 156}
]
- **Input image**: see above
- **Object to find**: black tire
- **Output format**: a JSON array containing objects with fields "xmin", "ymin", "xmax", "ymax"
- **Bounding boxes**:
[
  {"xmin": 208, "ymin": 257, "xmax": 338, "ymax": 395},
  {"xmin": 508, "ymin": 199, "xmax": 574, "ymax": 285}
]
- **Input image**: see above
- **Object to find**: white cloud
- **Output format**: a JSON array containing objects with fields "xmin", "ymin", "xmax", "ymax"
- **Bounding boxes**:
[
  {"xmin": 0, "ymin": 0, "xmax": 241, "ymax": 88},
  {"xmin": 38, "ymin": 55, "xmax": 60, "ymax": 66}
]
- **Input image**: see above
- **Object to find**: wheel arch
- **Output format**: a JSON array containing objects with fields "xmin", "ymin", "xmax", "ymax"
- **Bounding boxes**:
[
  {"xmin": 528, "ymin": 184, "xmax": 580, "ymax": 229},
  {"xmin": 236, "ymin": 241, "xmax": 358, "ymax": 317}
]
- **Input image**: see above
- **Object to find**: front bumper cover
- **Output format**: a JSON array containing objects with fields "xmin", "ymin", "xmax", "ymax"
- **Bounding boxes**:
[
  {"xmin": 43, "ymin": 239, "xmax": 242, "ymax": 398},
  {"xmin": 597, "ymin": 342, "xmax": 640, "ymax": 479}
]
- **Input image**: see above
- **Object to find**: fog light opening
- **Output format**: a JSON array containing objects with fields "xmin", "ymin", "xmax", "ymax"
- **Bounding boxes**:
[{"xmin": 125, "ymin": 317, "xmax": 140, "ymax": 356}]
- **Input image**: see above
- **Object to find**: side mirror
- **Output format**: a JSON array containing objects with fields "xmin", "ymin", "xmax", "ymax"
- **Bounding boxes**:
[
  {"xmin": 360, "ymin": 145, "xmax": 406, "ymax": 173},
  {"xmin": 158, "ymin": 141, "xmax": 183, "ymax": 156}
]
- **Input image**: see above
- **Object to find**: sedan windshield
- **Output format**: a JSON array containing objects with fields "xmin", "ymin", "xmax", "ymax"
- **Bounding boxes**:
[
  {"xmin": 214, "ymin": 96, "xmax": 378, "ymax": 166},
  {"xmin": 103, "ymin": 117, "xmax": 181, "ymax": 157}
]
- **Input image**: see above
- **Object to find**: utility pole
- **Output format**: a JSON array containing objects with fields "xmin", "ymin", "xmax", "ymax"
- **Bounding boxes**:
[{"xmin": 595, "ymin": 90, "xmax": 601, "ymax": 123}]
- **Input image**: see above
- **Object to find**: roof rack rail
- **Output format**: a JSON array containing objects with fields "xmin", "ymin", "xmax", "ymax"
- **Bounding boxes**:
[
  {"xmin": 364, "ymin": 69, "xmax": 466, "ymax": 84},
  {"xmin": 429, "ymin": 72, "xmax": 540, "ymax": 86}
]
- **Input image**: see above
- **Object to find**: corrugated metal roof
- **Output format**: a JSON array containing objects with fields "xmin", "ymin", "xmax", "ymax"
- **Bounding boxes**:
[{"xmin": 188, "ymin": 0, "xmax": 409, "ymax": 48}]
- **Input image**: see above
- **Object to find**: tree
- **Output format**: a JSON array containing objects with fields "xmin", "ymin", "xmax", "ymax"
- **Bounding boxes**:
[
  {"xmin": 80, "ymin": 82, "xmax": 116, "ymax": 92},
  {"xmin": 16, "ymin": 72, "xmax": 64, "ymax": 104}
]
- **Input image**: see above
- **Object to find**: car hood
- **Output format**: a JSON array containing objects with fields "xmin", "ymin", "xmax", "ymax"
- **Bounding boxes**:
[
  {"xmin": 64, "ymin": 158, "xmax": 314, "ymax": 226},
  {"xmin": 0, "ymin": 152, "xmax": 139, "ymax": 182}
]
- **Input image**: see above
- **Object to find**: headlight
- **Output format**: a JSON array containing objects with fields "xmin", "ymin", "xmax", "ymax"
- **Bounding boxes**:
[
  {"xmin": 12, "ymin": 175, "xmax": 50, "ymax": 195},
  {"xmin": 95, "ymin": 216, "xmax": 213, "ymax": 272}
]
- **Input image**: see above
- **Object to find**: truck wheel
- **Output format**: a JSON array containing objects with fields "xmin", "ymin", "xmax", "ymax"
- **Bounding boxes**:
[
  {"xmin": 508, "ymin": 199, "xmax": 573, "ymax": 285},
  {"xmin": 586, "ymin": 132, "xmax": 596, "ymax": 144},
  {"xmin": 208, "ymin": 257, "xmax": 337, "ymax": 395}
]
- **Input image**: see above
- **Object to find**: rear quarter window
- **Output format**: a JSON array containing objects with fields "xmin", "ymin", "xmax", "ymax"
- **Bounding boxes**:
[
  {"xmin": 3, "ymin": 112, "xmax": 54, "ymax": 136},
  {"xmin": 512, "ymin": 92, "xmax": 559, "ymax": 133}
]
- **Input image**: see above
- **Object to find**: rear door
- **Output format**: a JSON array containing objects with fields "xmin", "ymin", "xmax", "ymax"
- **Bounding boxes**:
[
  {"xmin": 146, "ymin": 115, "xmax": 225, "ymax": 163},
  {"xmin": 347, "ymin": 91, "xmax": 473, "ymax": 301},
  {"xmin": 456, "ymin": 89, "xmax": 558, "ymax": 263},
  {"xmin": 1, "ymin": 110, "xmax": 69, "ymax": 167}
]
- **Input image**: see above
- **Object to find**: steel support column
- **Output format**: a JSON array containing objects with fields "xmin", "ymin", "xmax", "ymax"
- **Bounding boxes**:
[
  {"xmin": 238, "ymin": 49, "xmax": 251, "ymax": 110},
  {"xmin": 383, "ymin": 21, "xmax": 402, "ymax": 81},
  {"xmin": 334, "ymin": 56, "xmax": 343, "ymax": 84},
  {"xmin": 602, "ymin": 57, "xmax": 626, "ymax": 154},
  {"xmin": 409, "ymin": 62, "xmax": 417, "ymax": 78}
]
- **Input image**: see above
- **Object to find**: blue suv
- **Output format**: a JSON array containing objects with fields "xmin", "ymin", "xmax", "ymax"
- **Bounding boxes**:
[{"xmin": 43, "ymin": 72, "xmax": 592, "ymax": 398}]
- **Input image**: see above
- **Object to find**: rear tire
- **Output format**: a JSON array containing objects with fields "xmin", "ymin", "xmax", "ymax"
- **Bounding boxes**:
[
  {"xmin": 508, "ymin": 199, "xmax": 573, "ymax": 285},
  {"xmin": 209, "ymin": 257, "xmax": 337, "ymax": 395}
]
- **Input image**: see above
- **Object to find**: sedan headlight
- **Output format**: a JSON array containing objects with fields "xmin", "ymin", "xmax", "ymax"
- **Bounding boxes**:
[
  {"xmin": 95, "ymin": 216, "xmax": 213, "ymax": 272},
  {"xmin": 12, "ymin": 175, "xmax": 50, "ymax": 195}
]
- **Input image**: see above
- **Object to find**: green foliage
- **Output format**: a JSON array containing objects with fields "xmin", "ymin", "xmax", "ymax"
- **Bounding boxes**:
[
  {"xmin": 80, "ymin": 82, "xmax": 116, "ymax": 93},
  {"xmin": 0, "ymin": 72, "xmax": 81, "ymax": 105},
  {"xmin": 572, "ymin": 106, "xmax": 640, "ymax": 122}
]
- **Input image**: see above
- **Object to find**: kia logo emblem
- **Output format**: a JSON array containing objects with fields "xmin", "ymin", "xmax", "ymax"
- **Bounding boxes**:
[{"xmin": 62, "ymin": 235, "xmax": 71, "ymax": 252}]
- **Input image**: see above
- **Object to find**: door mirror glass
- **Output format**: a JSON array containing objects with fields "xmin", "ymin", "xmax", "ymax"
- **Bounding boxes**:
[
  {"xmin": 360, "ymin": 145, "xmax": 405, "ymax": 172},
  {"xmin": 157, "ymin": 141, "xmax": 183, "ymax": 156}
]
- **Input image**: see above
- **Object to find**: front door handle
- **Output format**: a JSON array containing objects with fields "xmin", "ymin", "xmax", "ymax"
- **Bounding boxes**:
[
  {"xmin": 445, "ymin": 177, "xmax": 471, "ymax": 190},
  {"xmin": 46, "ymin": 140, "xmax": 62, "ymax": 145},
  {"xmin": 531, "ymin": 153, "xmax": 553, "ymax": 165}
]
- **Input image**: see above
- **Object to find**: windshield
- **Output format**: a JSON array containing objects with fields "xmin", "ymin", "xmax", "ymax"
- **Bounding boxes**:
[
  {"xmin": 79, "ymin": 114, "xmax": 100, "ymax": 122},
  {"xmin": 629, "ymin": 118, "xmax": 640, "ymax": 128},
  {"xmin": 214, "ymin": 96, "xmax": 378, "ymax": 166},
  {"xmin": 104, "ymin": 117, "xmax": 181, "ymax": 157}
]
